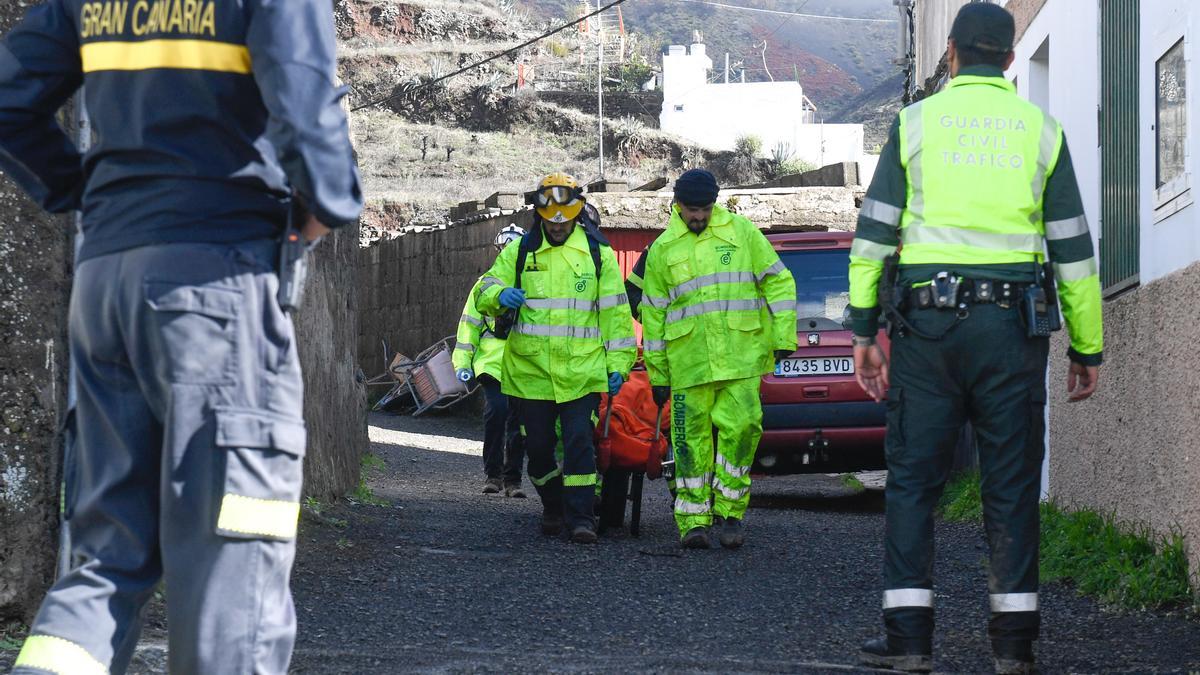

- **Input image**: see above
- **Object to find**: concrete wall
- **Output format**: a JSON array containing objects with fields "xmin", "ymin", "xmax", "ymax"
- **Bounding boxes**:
[
  {"xmin": 0, "ymin": 1, "xmax": 72, "ymax": 623},
  {"xmin": 1048, "ymin": 259, "xmax": 1200, "ymax": 585}
]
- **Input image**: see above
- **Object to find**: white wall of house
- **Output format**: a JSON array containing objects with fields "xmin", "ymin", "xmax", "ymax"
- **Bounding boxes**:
[
  {"xmin": 1006, "ymin": 0, "xmax": 1101, "ymax": 500},
  {"xmin": 660, "ymin": 43, "xmax": 864, "ymax": 166},
  {"xmin": 1140, "ymin": 0, "xmax": 1200, "ymax": 283}
]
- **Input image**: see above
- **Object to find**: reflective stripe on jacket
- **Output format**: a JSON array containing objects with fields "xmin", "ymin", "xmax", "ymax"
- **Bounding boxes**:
[
  {"xmin": 452, "ymin": 278, "xmax": 505, "ymax": 381},
  {"xmin": 476, "ymin": 223, "xmax": 636, "ymax": 403},
  {"xmin": 641, "ymin": 204, "xmax": 798, "ymax": 389},
  {"xmin": 848, "ymin": 69, "xmax": 1103, "ymax": 361}
]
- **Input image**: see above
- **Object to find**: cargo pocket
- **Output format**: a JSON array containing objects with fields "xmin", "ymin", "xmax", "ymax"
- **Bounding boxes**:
[
  {"xmin": 667, "ymin": 251, "xmax": 694, "ymax": 286},
  {"xmin": 727, "ymin": 312, "xmax": 762, "ymax": 332},
  {"xmin": 510, "ymin": 331, "xmax": 542, "ymax": 356},
  {"xmin": 214, "ymin": 407, "xmax": 306, "ymax": 541},
  {"xmin": 663, "ymin": 316, "xmax": 695, "ymax": 341},
  {"xmin": 145, "ymin": 281, "xmax": 241, "ymax": 385},
  {"xmin": 884, "ymin": 386, "xmax": 904, "ymax": 461},
  {"xmin": 1026, "ymin": 388, "xmax": 1047, "ymax": 464}
]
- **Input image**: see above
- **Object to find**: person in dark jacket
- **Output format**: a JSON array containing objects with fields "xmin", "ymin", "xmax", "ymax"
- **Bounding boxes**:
[{"xmin": 1, "ymin": 1, "xmax": 362, "ymax": 673}]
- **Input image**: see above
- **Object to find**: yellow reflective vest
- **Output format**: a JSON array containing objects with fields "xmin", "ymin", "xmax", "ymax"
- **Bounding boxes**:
[
  {"xmin": 451, "ymin": 278, "xmax": 505, "ymax": 381},
  {"xmin": 848, "ymin": 71, "xmax": 1103, "ymax": 360},
  {"xmin": 641, "ymin": 204, "xmax": 798, "ymax": 390},
  {"xmin": 476, "ymin": 224, "xmax": 637, "ymax": 403}
]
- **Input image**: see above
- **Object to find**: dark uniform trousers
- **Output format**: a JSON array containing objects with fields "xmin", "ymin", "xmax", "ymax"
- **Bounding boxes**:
[
  {"xmin": 520, "ymin": 394, "xmax": 600, "ymax": 530},
  {"xmin": 21, "ymin": 240, "xmax": 305, "ymax": 674},
  {"xmin": 884, "ymin": 302, "xmax": 1048, "ymax": 651},
  {"xmin": 478, "ymin": 374, "xmax": 525, "ymax": 483}
]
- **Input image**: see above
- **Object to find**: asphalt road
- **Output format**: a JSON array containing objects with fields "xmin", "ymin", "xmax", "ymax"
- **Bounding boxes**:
[{"xmin": 12, "ymin": 410, "xmax": 1200, "ymax": 674}]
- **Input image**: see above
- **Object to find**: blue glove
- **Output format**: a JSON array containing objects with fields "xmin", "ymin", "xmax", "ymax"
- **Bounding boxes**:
[
  {"xmin": 499, "ymin": 287, "xmax": 526, "ymax": 309},
  {"xmin": 456, "ymin": 368, "xmax": 473, "ymax": 383},
  {"xmin": 608, "ymin": 372, "xmax": 625, "ymax": 396}
]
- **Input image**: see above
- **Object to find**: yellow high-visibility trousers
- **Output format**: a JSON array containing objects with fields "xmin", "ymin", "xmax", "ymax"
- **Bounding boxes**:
[{"xmin": 670, "ymin": 375, "xmax": 763, "ymax": 536}]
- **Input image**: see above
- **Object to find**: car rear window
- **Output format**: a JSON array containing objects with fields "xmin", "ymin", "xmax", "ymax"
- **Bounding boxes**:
[{"xmin": 778, "ymin": 249, "xmax": 851, "ymax": 327}]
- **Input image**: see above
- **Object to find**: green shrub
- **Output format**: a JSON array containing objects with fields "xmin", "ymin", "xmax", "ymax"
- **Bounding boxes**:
[{"xmin": 734, "ymin": 134, "xmax": 762, "ymax": 158}]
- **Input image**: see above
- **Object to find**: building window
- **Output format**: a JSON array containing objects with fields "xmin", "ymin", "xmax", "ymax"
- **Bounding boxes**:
[
  {"xmin": 1155, "ymin": 38, "xmax": 1189, "ymax": 213},
  {"xmin": 674, "ymin": 104, "xmax": 684, "ymax": 112}
]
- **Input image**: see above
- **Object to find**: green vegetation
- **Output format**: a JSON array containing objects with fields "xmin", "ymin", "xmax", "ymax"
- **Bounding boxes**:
[
  {"xmin": 1040, "ymin": 508, "xmax": 1192, "ymax": 610},
  {"xmin": 938, "ymin": 470, "xmax": 983, "ymax": 522},
  {"xmin": 362, "ymin": 453, "xmax": 387, "ymax": 474},
  {"xmin": 840, "ymin": 473, "xmax": 865, "ymax": 492},
  {"xmin": 0, "ymin": 621, "xmax": 26, "ymax": 652},
  {"xmin": 734, "ymin": 134, "xmax": 763, "ymax": 158},
  {"xmin": 774, "ymin": 158, "xmax": 815, "ymax": 178},
  {"xmin": 939, "ymin": 471, "xmax": 1195, "ymax": 611},
  {"xmin": 348, "ymin": 479, "xmax": 390, "ymax": 508},
  {"xmin": 617, "ymin": 54, "xmax": 653, "ymax": 93}
]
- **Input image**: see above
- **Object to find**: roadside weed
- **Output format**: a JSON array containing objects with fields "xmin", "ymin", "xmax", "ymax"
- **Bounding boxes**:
[
  {"xmin": 939, "ymin": 471, "xmax": 1194, "ymax": 610},
  {"xmin": 938, "ymin": 470, "xmax": 983, "ymax": 522},
  {"xmin": 840, "ymin": 473, "xmax": 865, "ymax": 491},
  {"xmin": 0, "ymin": 622, "xmax": 27, "ymax": 651}
]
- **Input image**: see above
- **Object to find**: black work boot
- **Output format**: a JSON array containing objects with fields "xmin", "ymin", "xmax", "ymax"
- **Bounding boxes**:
[
  {"xmin": 680, "ymin": 527, "xmax": 711, "ymax": 549},
  {"xmin": 482, "ymin": 477, "xmax": 502, "ymax": 494},
  {"xmin": 540, "ymin": 506, "xmax": 564, "ymax": 536},
  {"xmin": 570, "ymin": 524, "xmax": 598, "ymax": 544},
  {"xmin": 859, "ymin": 637, "xmax": 932, "ymax": 673},
  {"xmin": 534, "ymin": 476, "xmax": 565, "ymax": 536},
  {"xmin": 992, "ymin": 639, "xmax": 1035, "ymax": 675},
  {"xmin": 717, "ymin": 516, "xmax": 745, "ymax": 549}
]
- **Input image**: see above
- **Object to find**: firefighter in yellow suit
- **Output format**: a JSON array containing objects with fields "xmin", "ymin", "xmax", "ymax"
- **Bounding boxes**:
[
  {"xmin": 476, "ymin": 173, "xmax": 636, "ymax": 543},
  {"xmin": 640, "ymin": 169, "xmax": 798, "ymax": 549}
]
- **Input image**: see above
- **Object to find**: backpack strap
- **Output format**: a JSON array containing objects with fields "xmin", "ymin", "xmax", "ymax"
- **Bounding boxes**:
[{"xmin": 518, "ymin": 217, "xmax": 605, "ymax": 287}]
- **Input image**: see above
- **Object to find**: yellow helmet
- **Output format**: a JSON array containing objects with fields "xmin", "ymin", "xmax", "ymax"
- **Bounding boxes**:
[{"xmin": 527, "ymin": 172, "xmax": 585, "ymax": 223}]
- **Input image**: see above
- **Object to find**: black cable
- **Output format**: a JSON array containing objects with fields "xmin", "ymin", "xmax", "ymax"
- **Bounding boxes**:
[{"xmin": 351, "ymin": 0, "xmax": 632, "ymax": 112}]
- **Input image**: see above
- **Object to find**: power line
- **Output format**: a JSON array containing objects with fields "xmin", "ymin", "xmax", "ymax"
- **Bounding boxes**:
[
  {"xmin": 350, "ymin": 0, "xmax": 632, "ymax": 112},
  {"xmin": 677, "ymin": 0, "xmax": 898, "ymax": 23}
]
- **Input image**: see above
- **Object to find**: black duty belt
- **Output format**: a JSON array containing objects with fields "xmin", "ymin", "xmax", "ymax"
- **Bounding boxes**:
[{"xmin": 907, "ymin": 277, "xmax": 1033, "ymax": 310}]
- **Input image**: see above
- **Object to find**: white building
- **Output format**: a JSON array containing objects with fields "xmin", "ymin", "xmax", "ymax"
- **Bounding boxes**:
[
  {"xmin": 994, "ymin": 0, "xmax": 1200, "ymax": 581},
  {"xmin": 659, "ymin": 42, "xmax": 866, "ymax": 169}
]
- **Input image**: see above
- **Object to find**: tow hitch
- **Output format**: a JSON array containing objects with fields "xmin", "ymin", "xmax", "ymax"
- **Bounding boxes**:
[{"xmin": 802, "ymin": 430, "xmax": 830, "ymax": 466}]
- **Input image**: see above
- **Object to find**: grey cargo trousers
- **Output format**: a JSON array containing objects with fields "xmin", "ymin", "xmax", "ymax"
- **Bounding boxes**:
[{"xmin": 14, "ymin": 240, "xmax": 305, "ymax": 675}]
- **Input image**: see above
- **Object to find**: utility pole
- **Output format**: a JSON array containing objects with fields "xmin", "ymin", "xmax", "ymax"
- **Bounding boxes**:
[
  {"xmin": 724, "ymin": 52, "xmax": 729, "ymax": 84},
  {"xmin": 596, "ymin": 0, "xmax": 605, "ymax": 179}
]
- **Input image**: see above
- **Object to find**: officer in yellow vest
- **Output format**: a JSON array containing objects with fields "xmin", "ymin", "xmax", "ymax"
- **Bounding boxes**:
[
  {"xmin": 454, "ymin": 225, "xmax": 527, "ymax": 497},
  {"xmin": 477, "ymin": 174, "xmax": 636, "ymax": 543},
  {"xmin": 640, "ymin": 169, "xmax": 798, "ymax": 549},
  {"xmin": 849, "ymin": 5, "xmax": 1102, "ymax": 673}
]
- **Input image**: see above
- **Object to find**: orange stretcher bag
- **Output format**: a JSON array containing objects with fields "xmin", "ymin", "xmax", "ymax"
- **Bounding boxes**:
[{"xmin": 596, "ymin": 369, "xmax": 670, "ymax": 478}]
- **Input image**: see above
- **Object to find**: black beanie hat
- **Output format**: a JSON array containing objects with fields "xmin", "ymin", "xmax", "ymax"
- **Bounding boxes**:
[
  {"xmin": 949, "ymin": 2, "xmax": 1015, "ymax": 53},
  {"xmin": 673, "ymin": 168, "xmax": 720, "ymax": 207}
]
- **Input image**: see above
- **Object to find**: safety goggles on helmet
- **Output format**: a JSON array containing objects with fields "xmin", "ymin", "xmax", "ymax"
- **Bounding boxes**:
[{"xmin": 524, "ymin": 185, "xmax": 584, "ymax": 209}]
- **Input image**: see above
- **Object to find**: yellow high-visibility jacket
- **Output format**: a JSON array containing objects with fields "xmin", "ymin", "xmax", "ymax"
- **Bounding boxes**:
[
  {"xmin": 476, "ymin": 224, "xmax": 636, "ymax": 403},
  {"xmin": 451, "ymin": 278, "xmax": 505, "ymax": 381},
  {"xmin": 641, "ymin": 204, "xmax": 798, "ymax": 390}
]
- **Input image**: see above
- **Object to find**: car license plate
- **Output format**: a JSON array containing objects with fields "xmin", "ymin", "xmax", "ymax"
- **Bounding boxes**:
[{"xmin": 774, "ymin": 356, "xmax": 854, "ymax": 377}]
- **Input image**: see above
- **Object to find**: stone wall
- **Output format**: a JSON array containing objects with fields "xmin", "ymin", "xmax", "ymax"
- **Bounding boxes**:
[
  {"xmin": 358, "ymin": 214, "xmax": 529, "ymax": 373},
  {"xmin": 1048, "ymin": 259, "xmax": 1200, "ymax": 586},
  {"xmin": 295, "ymin": 222, "xmax": 369, "ymax": 500},
  {"xmin": 0, "ymin": 2, "xmax": 72, "ymax": 622},
  {"xmin": 535, "ymin": 90, "xmax": 664, "ymax": 129},
  {"xmin": 357, "ymin": 186, "xmax": 861, "ymax": 370}
]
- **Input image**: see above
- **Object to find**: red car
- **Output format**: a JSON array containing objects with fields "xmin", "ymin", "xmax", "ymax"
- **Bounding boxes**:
[{"xmin": 757, "ymin": 231, "xmax": 889, "ymax": 474}]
